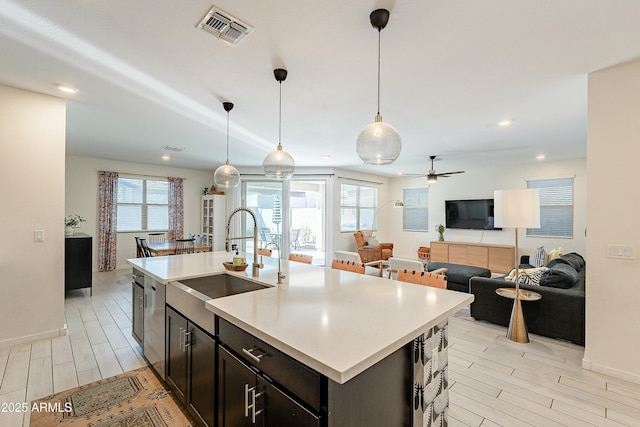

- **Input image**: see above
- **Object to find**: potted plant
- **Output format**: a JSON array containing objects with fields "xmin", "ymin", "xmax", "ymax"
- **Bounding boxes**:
[
  {"xmin": 435, "ymin": 224, "xmax": 445, "ymax": 241},
  {"xmin": 65, "ymin": 214, "xmax": 86, "ymax": 235}
]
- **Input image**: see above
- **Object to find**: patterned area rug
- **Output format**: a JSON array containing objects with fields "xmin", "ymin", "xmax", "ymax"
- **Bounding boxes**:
[{"xmin": 30, "ymin": 367, "xmax": 194, "ymax": 427}]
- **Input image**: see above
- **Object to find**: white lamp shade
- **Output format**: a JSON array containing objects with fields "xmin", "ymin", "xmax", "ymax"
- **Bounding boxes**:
[
  {"xmin": 356, "ymin": 120, "xmax": 402, "ymax": 165},
  {"xmin": 214, "ymin": 162, "xmax": 241, "ymax": 189},
  {"xmin": 494, "ymin": 189, "xmax": 540, "ymax": 228}
]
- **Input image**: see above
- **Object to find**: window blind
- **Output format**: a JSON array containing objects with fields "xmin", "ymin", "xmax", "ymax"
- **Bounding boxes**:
[
  {"xmin": 526, "ymin": 177, "xmax": 574, "ymax": 238},
  {"xmin": 403, "ymin": 188, "xmax": 429, "ymax": 231}
]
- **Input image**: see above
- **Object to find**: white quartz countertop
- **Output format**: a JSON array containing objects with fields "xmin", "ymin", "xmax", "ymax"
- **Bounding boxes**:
[{"xmin": 127, "ymin": 252, "xmax": 473, "ymax": 383}]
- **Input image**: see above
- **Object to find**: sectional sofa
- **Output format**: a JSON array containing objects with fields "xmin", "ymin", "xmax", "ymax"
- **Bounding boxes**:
[{"xmin": 469, "ymin": 253, "xmax": 586, "ymax": 345}]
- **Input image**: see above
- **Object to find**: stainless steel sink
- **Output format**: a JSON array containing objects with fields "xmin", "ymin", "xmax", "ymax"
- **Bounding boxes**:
[{"xmin": 167, "ymin": 274, "xmax": 268, "ymax": 335}]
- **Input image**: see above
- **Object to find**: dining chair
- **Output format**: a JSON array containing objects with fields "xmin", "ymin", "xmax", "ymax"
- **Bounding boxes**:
[
  {"xmin": 135, "ymin": 237, "xmax": 150, "ymax": 257},
  {"xmin": 288, "ymin": 253, "xmax": 313, "ymax": 264},
  {"xmin": 148, "ymin": 233, "xmax": 165, "ymax": 243},
  {"xmin": 257, "ymin": 248, "xmax": 273, "ymax": 257},
  {"xmin": 387, "ymin": 257, "xmax": 425, "ymax": 280},
  {"xmin": 397, "ymin": 268, "xmax": 447, "ymax": 289},
  {"xmin": 290, "ymin": 229, "xmax": 301, "ymax": 249},
  {"xmin": 174, "ymin": 238, "xmax": 195, "ymax": 255},
  {"xmin": 331, "ymin": 259, "xmax": 365, "ymax": 274},
  {"xmin": 138, "ymin": 238, "xmax": 152, "ymax": 257}
]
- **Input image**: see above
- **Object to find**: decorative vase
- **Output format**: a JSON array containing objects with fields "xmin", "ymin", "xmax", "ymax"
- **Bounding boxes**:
[
  {"xmin": 65, "ymin": 226, "xmax": 74, "ymax": 236},
  {"xmin": 438, "ymin": 233, "xmax": 444, "ymax": 242}
]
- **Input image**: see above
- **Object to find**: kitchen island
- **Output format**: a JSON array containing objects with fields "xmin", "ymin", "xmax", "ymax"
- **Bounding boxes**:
[{"xmin": 128, "ymin": 251, "xmax": 473, "ymax": 426}]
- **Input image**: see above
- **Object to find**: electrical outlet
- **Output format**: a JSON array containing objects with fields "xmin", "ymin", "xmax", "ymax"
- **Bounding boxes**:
[{"xmin": 34, "ymin": 230, "xmax": 45, "ymax": 242}]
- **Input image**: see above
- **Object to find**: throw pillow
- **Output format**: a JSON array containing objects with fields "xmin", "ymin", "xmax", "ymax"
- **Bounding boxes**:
[
  {"xmin": 547, "ymin": 247, "xmax": 564, "ymax": 262},
  {"xmin": 539, "ymin": 263, "xmax": 579, "ymax": 289},
  {"xmin": 507, "ymin": 267, "xmax": 549, "ymax": 286},
  {"xmin": 366, "ymin": 236, "xmax": 379, "ymax": 246},
  {"xmin": 530, "ymin": 246, "xmax": 547, "ymax": 268}
]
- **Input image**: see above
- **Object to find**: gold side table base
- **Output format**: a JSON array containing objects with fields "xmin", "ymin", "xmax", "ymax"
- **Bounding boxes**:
[
  {"xmin": 496, "ymin": 287, "xmax": 542, "ymax": 344},
  {"xmin": 507, "ymin": 298, "xmax": 529, "ymax": 343}
]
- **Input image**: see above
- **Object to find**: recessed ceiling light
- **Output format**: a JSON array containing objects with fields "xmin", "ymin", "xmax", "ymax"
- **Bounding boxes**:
[
  {"xmin": 536, "ymin": 154, "xmax": 545, "ymax": 160},
  {"xmin": 322, "ymin": 154, "xmax": 331, "ymax": 159},
  {"xmin": 497, "ymin": 119, "xmax": 513, "ymax": 127},
  {"xmin": 161, "ymin": 155, "xmax": 170, "ymax": 161},
  {"xmin": 57, "ymin": 84, "xmax": 78, "ymax": 94}
]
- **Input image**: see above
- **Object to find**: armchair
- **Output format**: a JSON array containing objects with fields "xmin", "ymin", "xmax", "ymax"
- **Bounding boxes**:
[{"xmin": 353, "ymin": 230, "xmax": 393, "ymax": 262}]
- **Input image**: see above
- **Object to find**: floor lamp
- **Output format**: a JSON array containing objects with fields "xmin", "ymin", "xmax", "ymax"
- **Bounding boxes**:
[
  {"xmin": 494, "ymin": 188, "xmax": 540, "ymax": 343},
  {"xmin": 371, "ymin": 200, "xmax": 404, "ymax": 236}
]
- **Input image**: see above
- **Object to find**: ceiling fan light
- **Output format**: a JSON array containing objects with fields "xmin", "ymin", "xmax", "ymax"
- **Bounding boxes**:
[
  {"xmin": 214, "ymin": 161, "xmax": 241, "ymax": 189},
  {"xmin": 427, "ymin": 174, "xmax": 438, "ymax": 183},
  {"xmin": 263, "ymin": 144, "xmax": 295, "ymax": 180},
  {"xmin": 356, "ymin": 117, "xmax": 402, "ymax": 165}
]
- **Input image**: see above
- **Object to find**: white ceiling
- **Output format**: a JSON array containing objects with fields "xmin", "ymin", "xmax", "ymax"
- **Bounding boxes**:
[{"xmin": 2, "ymin": 0, "xmax": 640, "ymax": 176}]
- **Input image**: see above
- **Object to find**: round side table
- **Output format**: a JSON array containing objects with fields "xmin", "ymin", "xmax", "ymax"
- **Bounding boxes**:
[{"xmin": 496, "ymin": 287, "xmax": 542, "ymax": 343}]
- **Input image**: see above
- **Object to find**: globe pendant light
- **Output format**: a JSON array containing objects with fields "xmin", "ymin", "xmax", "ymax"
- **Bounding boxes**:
[
  {"xmin": 213, "ymin": 101, "xmax": 241, "ymax": 189},
  {"xmin": 263, "ymin": 68, "xmax": 295, "ymax": 180},
  {"xmin": 356, "ymin": 8, "xmax": 401, "ymax": 165}
]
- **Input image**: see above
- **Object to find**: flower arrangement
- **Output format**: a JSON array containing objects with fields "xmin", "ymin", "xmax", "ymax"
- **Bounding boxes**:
[
  {"xmin": 65, "ymin": 214, "xmax": 86, "ymax": 228},
  {"xmin": 435, "ymin": 224, "xmax": 445, "ymax": 241}
]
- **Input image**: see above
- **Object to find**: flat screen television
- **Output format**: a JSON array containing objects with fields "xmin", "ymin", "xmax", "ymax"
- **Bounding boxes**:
[{"xmin": 445, "ymin": 199, "xmax": 500, "ymax": 230}]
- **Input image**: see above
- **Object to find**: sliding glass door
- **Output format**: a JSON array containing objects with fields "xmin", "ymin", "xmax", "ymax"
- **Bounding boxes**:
[
  {"xmin": 289, "ymin": 180, "xmax": 325, "ymax": 265},
  {"xmin": 241, "ymin": 179, "xmax": 327, "ymax": 265}
]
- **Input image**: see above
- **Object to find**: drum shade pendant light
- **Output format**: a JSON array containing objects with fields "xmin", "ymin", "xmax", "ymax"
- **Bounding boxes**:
[
  {"xmin": 213, "ymin": 102, "xmax": 241, "ymax": 188},
  {"xmin": 356, "ymin": 8, "xmax": 401, "ymax": 165},
  {"xmin": 263, "ymin": 68, "xmax": 295, "ymax": 180}
]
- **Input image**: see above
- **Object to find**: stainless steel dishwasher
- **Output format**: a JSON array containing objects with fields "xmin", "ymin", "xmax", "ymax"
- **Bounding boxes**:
[{"xmin": 144, "ymin": 275, "xmax": 166, "ymax": 380}]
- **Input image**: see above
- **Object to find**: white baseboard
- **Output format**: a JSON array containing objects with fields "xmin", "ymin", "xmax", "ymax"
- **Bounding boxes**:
[
  {"xmin": 583, "ymin": 357, "xmax": 640, "ymax": 385},
  {"xmin": 0, "ymin": 326, "xmax": 68, "ymax": 349}
]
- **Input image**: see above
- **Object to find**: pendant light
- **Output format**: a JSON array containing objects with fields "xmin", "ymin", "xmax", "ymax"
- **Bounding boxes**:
[
  {"xmin": 356, "ymin": 8, "xmax": 401, "ymax": 165},
  {"xmin": 213, "ymin": 101, "xmax": 241, "ymax": 189},
  {"xmin": 263, "ymin": 68, "xmax": 295, "ymax": 180}
]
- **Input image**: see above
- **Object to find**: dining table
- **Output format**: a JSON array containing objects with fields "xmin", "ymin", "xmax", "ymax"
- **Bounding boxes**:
[{"xmin": 146, "ymin": 241, "xmax": 211, "ymax": 256}]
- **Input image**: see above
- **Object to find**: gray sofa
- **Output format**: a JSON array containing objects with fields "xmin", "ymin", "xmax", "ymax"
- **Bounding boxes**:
[{"xmin": 469, "ymin": 253, "xmax": 585, "ymax": 345}]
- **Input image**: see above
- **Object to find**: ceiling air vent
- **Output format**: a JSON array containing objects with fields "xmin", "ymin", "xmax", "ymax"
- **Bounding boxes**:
[
  {"xmin": 197, "ymin": 6, "xmax": 253, "ymax": 46},
  {"xmin": 162, "ymin": 145, "xmax": 186, "ymax": 152}
]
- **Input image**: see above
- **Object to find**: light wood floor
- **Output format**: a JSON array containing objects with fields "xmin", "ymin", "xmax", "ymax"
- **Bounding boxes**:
[{"xmin": 1, "ymin": 269, "xmax": 640, "ymax": 427}]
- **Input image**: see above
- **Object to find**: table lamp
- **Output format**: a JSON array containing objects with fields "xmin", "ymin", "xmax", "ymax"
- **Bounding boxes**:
[{"xmin": 494, "ymin": 188, "xmax": 540, "ymax": 343}]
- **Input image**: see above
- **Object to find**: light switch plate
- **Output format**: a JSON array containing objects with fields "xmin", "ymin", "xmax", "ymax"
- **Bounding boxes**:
[
  {"xmin": 34, "ymin": 230, "xmax": 45, "ymax": 242},
  {"xmin": 606, "ymin": 244, "xmax": 634, "ymax": 259}
]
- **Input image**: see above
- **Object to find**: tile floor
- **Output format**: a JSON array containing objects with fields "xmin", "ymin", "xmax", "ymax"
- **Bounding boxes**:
[{"xmin": 1, "ymin": 268, "xmax": 639, "ymax": 426}]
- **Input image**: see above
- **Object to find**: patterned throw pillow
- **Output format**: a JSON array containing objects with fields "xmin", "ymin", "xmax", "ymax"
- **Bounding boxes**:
[
  {"xmin": 530, "ymin": 246, "xmax": 547, "ymax": 268},
  {"xmin": 509, "ymin": 267, "xmax": 549, "ymax": 286}
]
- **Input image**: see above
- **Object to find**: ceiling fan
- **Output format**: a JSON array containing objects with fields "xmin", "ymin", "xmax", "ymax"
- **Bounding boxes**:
[{"xmin": 411, "ymin": 155, "xmax": 465, "ymax": 183}]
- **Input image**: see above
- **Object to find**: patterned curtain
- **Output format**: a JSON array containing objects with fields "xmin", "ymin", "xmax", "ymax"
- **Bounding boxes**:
[
  {"xmin": 168, "ymin": 177, "xmax": 184, "ymax": 241},
  {"xmin": 98, "ymin": 171, "xmax": 118, "ymax": 271}
]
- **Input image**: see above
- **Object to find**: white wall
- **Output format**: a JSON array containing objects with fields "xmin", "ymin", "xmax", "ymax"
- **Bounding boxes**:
[
  {"xmin": 0, "ymin": 85, "xmax": 66, "ymax": 346},
  {"xmin": 584, "ymin": 59, "xmax": 640, "ymax": 383},
  {"xmin": 387, "ymin": 159, "xmax": 587, "ymax": 260},
  {"xmin": 65, "ymin": 156, "xmax": 220, "ymax": 270}
]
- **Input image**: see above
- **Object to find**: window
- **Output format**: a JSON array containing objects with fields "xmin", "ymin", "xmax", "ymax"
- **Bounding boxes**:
[
  {"xmin": 340, "ymin": 184, "xmax": 377, "ymax": 232},
  {"xmin": 526, "ymin": 177, "xmax": 574, "ymax": 238},
  {"xmin": 403, "ymin": 187, "xmax": 429, "ymax": 231},
  {"xmin": 117, "ymin": 177, "xmax": 169, "ymax": 232}
]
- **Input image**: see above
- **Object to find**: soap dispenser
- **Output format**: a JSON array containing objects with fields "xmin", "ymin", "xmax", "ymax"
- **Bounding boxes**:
[{"xmin": 233, "ymin": 248, "xmax": 242, "ymax": 266}]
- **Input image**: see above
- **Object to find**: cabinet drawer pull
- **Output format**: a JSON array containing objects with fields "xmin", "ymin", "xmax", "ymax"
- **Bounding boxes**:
[
  {"xmin": 184, "ymin": 331, "xmax": 192, "ymax": 349},
  {"xmin": 138, "ymin": 295, "xmax": 143, "ymax": 309},
  {"xmin": 179, "ymin": 328, "xmax": 185, "ymax": 352},
  {"xmin": 242, "ymin": 347, "xmax": 264, "ymax": 364}
]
